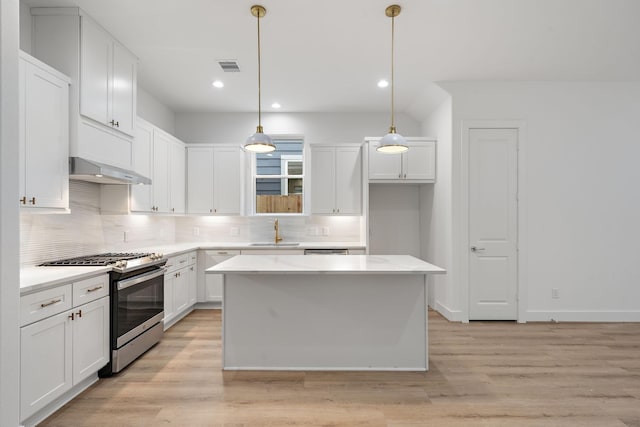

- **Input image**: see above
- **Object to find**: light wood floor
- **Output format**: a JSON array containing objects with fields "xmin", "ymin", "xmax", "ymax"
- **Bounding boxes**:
[{"xmin": 40, "ymin": 310, "xmax": 640, "ymax": 427}]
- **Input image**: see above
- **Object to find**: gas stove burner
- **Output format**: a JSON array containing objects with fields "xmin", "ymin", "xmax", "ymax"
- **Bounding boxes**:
[{"xmin": 39, "ymin": 252, "xmax": 165, "ymax": 272}]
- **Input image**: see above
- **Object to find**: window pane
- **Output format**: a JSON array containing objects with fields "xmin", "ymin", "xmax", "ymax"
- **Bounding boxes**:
[
  {"xmin": 256, "ymin": 141, "xmax": 303, "ymax": 176},
  {"xmin": 255, "ymin": 140, "xmax": 304, "ymax": 214}
]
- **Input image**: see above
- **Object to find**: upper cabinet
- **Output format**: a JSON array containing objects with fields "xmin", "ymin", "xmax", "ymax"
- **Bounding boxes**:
[
  {"xmin": 80, "ymin": 17, "xmax": 136, "ymax": 137},
  {"xmin": 131, "ymin": 118, "xmax": 186, "ymax": 214},
  {"xmin": 31, "ymin": 7, "xmax": 137, "ymax": 170},
  {"xmin": 310, "ymin": 145, "xmax": 362, "ymax": 215},
  {"xmin": 18, "ymin": 51, "xmax": 70, "ymax": 211},
  {"xmin": 186, "ymin": 145, "xmax": 242, "ymax": 215},
  {"xmin": 367, "ymin": 138, "xmax": 436, "ymax": 183}
]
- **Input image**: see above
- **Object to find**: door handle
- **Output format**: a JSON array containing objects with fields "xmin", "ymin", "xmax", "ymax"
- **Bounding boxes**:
[{"xmin": 470, "ymin": 246, "xmax": 486, "ymax": 252}]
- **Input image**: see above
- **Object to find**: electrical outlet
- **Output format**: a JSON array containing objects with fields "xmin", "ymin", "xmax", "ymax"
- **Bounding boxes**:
[
  {"xmin": 193, "ymin": 227, "xmax": 200, "ymax": 236},
  {"xmin": 552, "ymin": 288, "xmax": 559, "ymax": 299},
  {"xmin": 230, "ymin": 227, "xmax": 240, "ymax": 236}
]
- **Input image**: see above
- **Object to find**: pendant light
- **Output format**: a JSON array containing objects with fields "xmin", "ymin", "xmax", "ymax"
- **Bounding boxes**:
[
  {"xmin": 377, "ymin": 5, "xmax": 408, "ymax": 154},
  {"xmin": 245, "ymin": 5, "xmax": 275, "ymax": 153}
]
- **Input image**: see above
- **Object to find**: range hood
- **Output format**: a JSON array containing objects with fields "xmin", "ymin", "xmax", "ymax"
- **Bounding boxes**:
[{"xmin": 69, "ymin": 157, "xmax": 151, "ymax": 185}]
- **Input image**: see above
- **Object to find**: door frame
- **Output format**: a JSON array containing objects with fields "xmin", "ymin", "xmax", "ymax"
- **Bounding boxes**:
[{"xmin": 460, "ymin": 121, "xmax": 528, "ymax": 323}]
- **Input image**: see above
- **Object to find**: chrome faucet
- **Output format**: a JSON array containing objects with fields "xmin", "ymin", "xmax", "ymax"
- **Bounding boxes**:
[{"xmin": 274, "ymin": 219, "xmax": 283, "ymax": 244}]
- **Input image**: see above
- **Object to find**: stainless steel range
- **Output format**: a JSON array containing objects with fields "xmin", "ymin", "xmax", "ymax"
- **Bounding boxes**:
[{"xmin": 40, "ymin": 252, "xmax": 167, "ymax": 376}]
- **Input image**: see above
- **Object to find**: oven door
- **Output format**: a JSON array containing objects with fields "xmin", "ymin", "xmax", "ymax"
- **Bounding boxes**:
[{"xmin": 114, "ymin": 268, "xmax": 165, "ymax": 348}]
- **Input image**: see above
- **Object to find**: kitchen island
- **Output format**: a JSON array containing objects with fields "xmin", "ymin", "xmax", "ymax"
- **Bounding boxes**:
[{"xmin": 207, "ymin": 254, "xmax": 445, "ymax": 371}]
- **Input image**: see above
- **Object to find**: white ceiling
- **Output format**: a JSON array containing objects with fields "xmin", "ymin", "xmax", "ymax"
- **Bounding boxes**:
[{"xmin": 24, "ymin": 0, "xmax": 640, "ymax": 116}]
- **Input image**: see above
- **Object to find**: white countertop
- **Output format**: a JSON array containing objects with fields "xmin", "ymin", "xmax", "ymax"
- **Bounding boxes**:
[
  {"xmin": 20, "ymin": 241, "xmax": 366, "ymax": 294},
  {"xmin": 207, "ymin": 255, "xmax": 446, "ymax": 275}
]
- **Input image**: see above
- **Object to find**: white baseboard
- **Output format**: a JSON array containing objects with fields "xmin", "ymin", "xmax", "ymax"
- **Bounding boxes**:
[
  {"xmin": 194, "ymin": 301, "xmax": 221, "ymax": 309},
  {"xmin": 432, "ymin": 300, "xmax": 465, "ymax": 322},
  {"xmin": 525, "ymin": 310, "xmax": 640, "ymax": 322}
]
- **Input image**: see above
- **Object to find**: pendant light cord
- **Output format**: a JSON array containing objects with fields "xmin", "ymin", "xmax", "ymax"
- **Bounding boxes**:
[
  {"xmin": 390, "ymin": 12, "xmax": 396, "ymax": 132},
  {"xmin": 257, "ymin": 11, "xmax": 263, "ymax": 130}
]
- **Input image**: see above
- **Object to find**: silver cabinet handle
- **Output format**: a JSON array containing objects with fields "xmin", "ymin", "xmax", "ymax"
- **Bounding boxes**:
[
  {"xmin": 40, "ymin": 299, "xmax": 62, "ymax": 308},
  {"xmin": 470, "ymin": 246, "xmax": 486, "ymax": 252},
  {"xmin": 86, "ymin": 286, "xmax": 103, "ymax": 293}
]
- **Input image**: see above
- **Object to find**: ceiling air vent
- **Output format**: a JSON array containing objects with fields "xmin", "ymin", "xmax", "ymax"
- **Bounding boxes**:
[{"xmin": 217, "ymin": 60, "xmax": 240, "ymax": 72}]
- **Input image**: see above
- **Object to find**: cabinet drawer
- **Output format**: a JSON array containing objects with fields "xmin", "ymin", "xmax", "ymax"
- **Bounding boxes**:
[
  {"xmin": 21, "ymin": 284, "xmax": 73, "ymax": 327},
  {"xmin": 208, "ymin": 249, "xmax": 241, "ymax": 257},
  {"xmin": 188, "ymin": 251, "xmax": 197, "ymax": 265},
  {"xmin": 165, "ymin": 253, "xmax": 189, "ymax": 273},
  {"xmin": 73, "ymin": 274, "xmax": 109, "ymax": 307}
]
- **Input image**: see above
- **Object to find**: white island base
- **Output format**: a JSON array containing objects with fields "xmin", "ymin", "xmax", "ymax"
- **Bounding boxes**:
[{"xmin": 208, "ymin": 255, "xmax": 445, "ymax": 371}]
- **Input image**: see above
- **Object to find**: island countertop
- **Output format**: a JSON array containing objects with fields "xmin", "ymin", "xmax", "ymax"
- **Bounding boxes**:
[{"xmin": 206, "ymin": 254, "xmax": 446, "ymax": 275}]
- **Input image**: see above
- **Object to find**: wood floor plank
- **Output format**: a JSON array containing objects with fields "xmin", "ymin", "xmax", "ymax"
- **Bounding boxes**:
[{"xmin": 39, "ymin": 309, "xmax": 640, "ymax": 426}]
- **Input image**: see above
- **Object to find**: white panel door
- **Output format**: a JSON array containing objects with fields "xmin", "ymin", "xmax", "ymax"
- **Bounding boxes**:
[
  {"xmin": 213, "ymin": 146, "xmax": 241, "ymax": 214},
  {"xmin": 169, "ymin": 140, "xmax": 186, "ymax": 213},
  {"xmin": 80, "ymin": 17, "xmax": 110, "ymax": 125},
  {"xmin": 310, "ymin": 146, "xmax": 336, "ymax": 214},
  {"xmin": 335, "ymin": 146, "xmax": 362, "ymax": 214},
  {"xmin": 469, "ymin": 128, "xmax": 518, "ymax": 320},
  {"xmin": 130, "ymin": 121, "xmax": 153, "ymax": 212},
  {"xmin": 111, "ymin": 42, "xmax": 136, "ymax": 136},
  {"xmin": 186, "ymin": 146, "xmax": 214, "ymax": 214},
  {"xmin": 72, "ymin": 297, "xmax": 109, "ymax": 384},
  {"xmin": 152, "ymin": 130, "xmax": 171, "ymax": 213}
]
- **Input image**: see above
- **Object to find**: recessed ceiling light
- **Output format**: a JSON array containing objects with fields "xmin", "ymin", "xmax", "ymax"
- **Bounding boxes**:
[
  {"xmin": 377, "ymin": 79, "xmax": 389, "ymax": 88},
  {"xmin": 271, "ymin": 102, "xmax": 281, "ymax": 109},
  {"xmin": 212, "ymin": 80, "xmax": 224, "ymax": 88}
]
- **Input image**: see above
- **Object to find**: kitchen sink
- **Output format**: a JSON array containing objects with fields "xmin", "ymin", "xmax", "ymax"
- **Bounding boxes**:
[{"xmin": 249, "ymin": 242, "xmax": 300, "ymax": 247}]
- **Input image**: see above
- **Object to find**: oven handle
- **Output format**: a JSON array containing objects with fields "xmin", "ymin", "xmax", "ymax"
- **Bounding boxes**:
[{"xmin": 117, "ymin": 268, "xmax": 166, "ymax": 291}]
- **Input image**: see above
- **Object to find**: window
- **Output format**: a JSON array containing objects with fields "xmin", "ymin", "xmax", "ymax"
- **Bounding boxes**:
[{"xmin": 254, "ymin": 139, "xmax": 304, "ymax": 214}]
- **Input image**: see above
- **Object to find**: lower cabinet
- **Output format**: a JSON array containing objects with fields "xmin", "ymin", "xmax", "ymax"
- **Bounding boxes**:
[
  {"xmin": 20, "ymin": 275, "xmax": 109, "ymax": 423},
  {"xmin": 203, "ymin": 250, "xmax": 240, "ymax": 302},
  {"xmin": 164, "ymin": 251, "xmax": 198, "ymax": 329}
]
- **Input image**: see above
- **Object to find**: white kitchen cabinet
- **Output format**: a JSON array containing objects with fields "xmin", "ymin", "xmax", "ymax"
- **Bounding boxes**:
[
  {"xmin": 187, "ymin": 251, "xmax": 198, "ymax": 306},
  {"xmin": 164, "ymin": 253, "xmax": 193, "ymax": 329},
  {"xmin": 79, "ymin": 13, "xmax": 136, "ymax": 137},
  {"xmin": 186, "ymin": 145, "xmax": 242, "ymax": 214},
  {"xmin": 367, "ymin": 138, "xmax": 436, "ymax": 183},
  {"xmin": 20, "ymin": 274, "xmax": 109, "ymax": 423},
  {"xmin": 31, "ymin": 8, "xmax": 137, "ymax": 169},
  {"xmin": 310, "ymin": 145, "xmax": 362, "ymax": 214},
  {"xmin": 18, "ymin": 51, "xmax": 70, "ymax": 211},
  {"xmin": 131, "ymin": 118, "xmax": 186, "ymax": 214},
  {"xmin": 203, "ymin": 250, "xmax": 241, "ymax": 302}
]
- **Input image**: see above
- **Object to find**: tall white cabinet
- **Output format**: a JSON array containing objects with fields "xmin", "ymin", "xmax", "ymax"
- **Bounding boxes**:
[
  {"xmin": 31, "ymin": 7, "xmax": 137, "ymax": 170},
  {"xmin": 18, "ymin": 51, "xmax": 70, "ymax": 211},
  {"xmin": 186, "ymin": 145, "xmax": 242, "ymax": 214},
  {"xmin": 131, "ymin": 118, "xmax": 185, "ymax": 214},
  {"xmin": 310, "ymin": 144, "xmax": 362, "ymax": 215},
  {"xmin": 368, "ymin": 138, "xmax": 436, "ymax": 183}
]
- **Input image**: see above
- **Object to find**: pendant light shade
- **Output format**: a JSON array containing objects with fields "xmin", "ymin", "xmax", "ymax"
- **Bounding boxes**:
[
  {"xmin": 377, "ymin": 5, "xmax": 408, "ymax": 154},
  {"xmin": 245, "ymin": 5, "xmax": 275, "ymax": 153}
]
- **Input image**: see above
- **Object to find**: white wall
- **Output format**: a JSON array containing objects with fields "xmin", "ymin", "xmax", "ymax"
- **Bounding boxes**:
[
  {"xmin": 175, "ymin": 112, "xmax": 421, "ymax": 144},
  {"xmin": 137, "ymin": 87, "xmax": 176, "ymax": 135},
  {"xmin": 439, "ymin": 81, "xmax": 640, "ymax": 321},
  {"xmin": 420, "ymin": 96, "xmax": 453, "ymax": 314},
  {"xmin": 1, "ymin": 1, "xmax": 21, "ymax": 424}
]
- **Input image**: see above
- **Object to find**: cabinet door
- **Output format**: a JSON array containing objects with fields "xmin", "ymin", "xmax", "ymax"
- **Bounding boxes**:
[
  {"xmin": 173, "ymin": 267, "xmax": 190, "ymax": 315},
  {"xmin": 335, "ymin": 146, "xmax": 362, "ymax": 214},
  {"xmin": 111, "ymin": 42, "xmax": 136, "ymax": 137},
  {"xmin": 80, "ymin": 17, "xmax": 110, "ymax": 126},
  {"xmin": 152, "ymin": 130, "xmax": 171, "ymax": 213},
  {"xmin": 21, "ymin": 59, "xmax": 69, "ymax": 209},
  {"xmin": 187, "ymin": 146, "xmax": 214, "ymax": 214},
  {"xmin": 72, "ymin": 296, "xmax": 109, "ymax": 385},
  {"xmin": 169, "ymin": 140, "xmax": 186, "ymax": 214},
  {"xmin": 163, "ymin": 273, "xmax": 175, "ymax": 326},
  {"xmin": 20, "ymin": 310, "xmax": 73, "ymax": 421},
  {"xmin": 188, "ymin": 252, "xmax": 198, "ymax": 306},
  {"xmin": 310, "ymin": 146, "xmax": 336, "ymax": 214},
  {"xmin": 130, "ymin": 121, "xmax": 154, "ymax": 212},
  {"xmin": 404, "ymin": 142, "xmax": 435, "ymax": 180},
  {"xmin": 213, "ymin": 147, "xmax": 241, "ymax": 214},
  {"xmin": 368, "ymin": 141, "xmax": 403, "ymax": 180}
]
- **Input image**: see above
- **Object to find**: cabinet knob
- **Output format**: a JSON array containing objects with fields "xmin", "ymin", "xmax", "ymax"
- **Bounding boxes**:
[
  {"xmin": 109, "ymin": 119, "xmax": 120, "ymax": 127},
  {"xmin": 68, "ymin": 312, "xmax": 75, "ymax": 321},
  {"xmin": 77, "ymin": 309, "xmax": 82, "ymax": 318},
  {"xmin": 29, "ymin": 197, "xmax": 36, "ymax": 205},
  {"xmin": 20, "ymin": 196, "xmax": 26, "ymax": 205},
  {"xmin": 404, "ymin": 174, "xmax": 407, "ymax": 179},
  {"xmin": 398, "ymin": 173, "xmax": 402, "ymax": 178},
  {"xmin": 210, "ymin": 208, "xmax": 213, "ymax": 213},
  {"xmin": 171, "ymin": 207, "xmax": 175, "ymax": 212}
]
